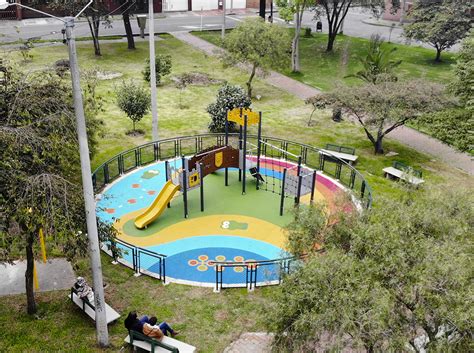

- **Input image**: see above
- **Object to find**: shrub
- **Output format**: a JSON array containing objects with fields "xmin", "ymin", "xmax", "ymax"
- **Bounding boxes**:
[
  {"xmin": 304, "ymin": 27, "xmax": 312, "ymax": 38},
  {"xmin": 116, "ymin": 80, "xmax": 150, "ymax": 132},
  {"xmin": 207, "ymin": 83, "xmax": 251, "ymax": 132},
  {"xmin": 142, "ymin": 54, "xmax": 172, "ymax": 85}
]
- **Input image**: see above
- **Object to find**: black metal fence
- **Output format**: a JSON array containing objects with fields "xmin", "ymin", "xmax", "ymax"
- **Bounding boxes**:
[{"xmin": 93, "ymin": 133, "xmax": 372, "ymax": 208}]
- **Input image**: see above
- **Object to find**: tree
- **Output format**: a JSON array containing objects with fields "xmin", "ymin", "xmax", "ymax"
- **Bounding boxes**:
[
  {"xmin": 120, "ymin": 0, "xmax": 136, "ymax": 50},
  {"xmin": 404, "ymin": 0, "xmax": 471, "ymax": 62},
  {"xmin": 346, "ymin": 34, "xmax": 401, "ymax": 84},
  {"xmin": 50, "ymin": 0, "xmax": 112, "ymax": 56},
  {"xmin": 268, "ymin": 185, "xmax": 473, "ymax": 352},
  {"xmin": 116, "ymin": 80, "xmax": 151, "ymax": 133},
  {"xmin": 276, "ymin": 0, "xmax": 310, "ymax": 72},
  {"xmin": 449, "ymin": 35, "xmax": 474, "ymax": 111},
  {"xmin": 207, "ymin": 83, "xmax": 251, "ymax": 132},
  {"xmin": 142, "ymin": 55, "xmax": 172, "ymax": 86},
  {"xmin": 0, "ymin": 62, "xmax": 113, "ymax": 314},
  {"xmin": 221, "ymin": 18, "xmax": 291, "ymax": 98},
  {"xmin": 309, "ymin": 80, "xmax": 452, "ymax": 154}
]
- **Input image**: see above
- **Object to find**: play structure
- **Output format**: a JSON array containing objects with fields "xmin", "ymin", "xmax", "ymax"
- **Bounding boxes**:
[{"xmin": 134, "ymin": 108, "xmax": 318, "ymax": 229}]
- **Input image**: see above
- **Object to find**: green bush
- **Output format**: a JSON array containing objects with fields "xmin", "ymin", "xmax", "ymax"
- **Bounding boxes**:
[
  {"xmin": 207, "ymin": 83, "xmax": 251, "ymax": 132},
  {"xmin": 142, "ymin": 54, "xmax": 172, "ymax": 85},
  {"xmin": 116, "ymin": 80, "xmax": 150, "ymax": 132},
  {"xmin": 415, "ymin": 108, "xmax": 473, "ymax": 155},
  {"xmin": 304, "ymin": 27, "xmax": 312, "ymax": 38}
]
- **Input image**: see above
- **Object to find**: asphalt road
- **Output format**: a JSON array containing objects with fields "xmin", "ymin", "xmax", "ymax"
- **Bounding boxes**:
[{"xmin": 0, "ymin": 7, "xmax": 441, "ymax": 50}]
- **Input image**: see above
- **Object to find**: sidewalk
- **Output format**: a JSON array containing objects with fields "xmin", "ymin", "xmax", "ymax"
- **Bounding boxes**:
[{"xmin": 170, "ymin": 31, "xmax": 474, "ymax": 176}]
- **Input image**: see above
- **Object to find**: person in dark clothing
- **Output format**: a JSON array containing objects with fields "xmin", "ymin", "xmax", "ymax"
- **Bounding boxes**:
[{"xmin": 124, "ymin": 311, "xmax": 150, "ymax": 332}]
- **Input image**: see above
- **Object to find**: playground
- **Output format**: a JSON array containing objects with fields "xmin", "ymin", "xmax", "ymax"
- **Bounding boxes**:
[{"xmin": 95, "ymin": 109, "xmax": 367, "ymax": 289}]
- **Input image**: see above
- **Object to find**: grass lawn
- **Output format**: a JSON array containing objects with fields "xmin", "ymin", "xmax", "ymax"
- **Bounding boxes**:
[
  {"xmin": 193, "ymin": 30, "xmax": 457, "ymax": 91},
  {"xmin": 1, "ymin": 35, "xmax": 472, "ymax": 352}
]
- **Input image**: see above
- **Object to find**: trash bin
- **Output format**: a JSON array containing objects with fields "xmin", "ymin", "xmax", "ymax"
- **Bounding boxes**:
[
  {"xmin": 137, "ymin": 15, "xmax": 147, "ymax": 38},
  {"xmin": 316, "ymin": 21, "xmax": 322, "ymax": 32}
]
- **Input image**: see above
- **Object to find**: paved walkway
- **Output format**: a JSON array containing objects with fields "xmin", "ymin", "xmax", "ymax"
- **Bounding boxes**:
[
  {"xmin": 170, "ymin": 31, "xmax": 474, "ymax": 175},
  {"xmin": 0, "ymin": 258, "xmax": 76, "ymax": 296},
  {"xmin": 223, "ymin": 332, "xmax": 274, "ymax": 353}
]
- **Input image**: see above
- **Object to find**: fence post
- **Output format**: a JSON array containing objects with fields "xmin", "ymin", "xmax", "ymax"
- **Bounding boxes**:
[
  {"xmin": 280, "ymin": 168, "xmax": 287, "ymax": 216},
  {"xmin": 295, "ymin": 156, "xmax": 302, "ymax": 205},
  {"xmin": 134, "ymin": 250, "xmax": 141, "ymax": 277},
  {"xmin": 182, "ymin": 156, "xmax": 188, "ymax": 218},
  {"xmin": 199, "ymin": 162, "xmax": 204, "ymax": 212},
  {"xmin": 310, "ymin": 171, "xmax": 317, "ymax": 203}
]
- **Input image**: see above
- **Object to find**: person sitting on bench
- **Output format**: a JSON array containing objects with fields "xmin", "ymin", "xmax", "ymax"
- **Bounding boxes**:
[
  {"xmin": 74, "ymin": 276, "xmax": 94, "ymax": 303},
  {"xmin": 143, "ymin": 316, "xmax": 179, "ymax": 339},
  {"xmin": 125, "ymin": 311, "xmax": 179, "ymax": 338}
]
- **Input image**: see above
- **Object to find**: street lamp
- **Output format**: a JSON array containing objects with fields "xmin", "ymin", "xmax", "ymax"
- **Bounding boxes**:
[{"xmin": 0, "ymin": 0, "xmax": 109, "ymax": 347}]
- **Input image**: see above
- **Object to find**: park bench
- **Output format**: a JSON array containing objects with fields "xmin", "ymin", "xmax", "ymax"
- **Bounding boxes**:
[
  {"xmin": 124, "ymin": 330, "xmax": 197, "ymax": 353},
  {"xmin": 69, "ymin": 287, "xmax": 120, "ymax": 324},
  {"xmin": 319, "ymin": 144, "xmax": 358, "ymax": 165},
  {"xmin": 383, "ymin": 161, "xmax": 425, "ymax": 186}
]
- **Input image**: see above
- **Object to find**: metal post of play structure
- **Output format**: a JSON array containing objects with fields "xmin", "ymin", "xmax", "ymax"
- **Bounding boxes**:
[
  {"xmin": 280, "ymin": 168, "xmax": 287, "ymax": 216},
  {"xmin": 242, "ymin": 115, "xmax": 248, "ymax": 195},
  {"xmin": 224, "ymin": 111, "xmax": 229, "ymax": 186},
  {"xmin": 165, "ymin": 160, "xmax": 171, "ymax": 208},
  {"xmin": 295, "ymin": 156, "xmax": 302, "ymax": 205},
  {"xmin": 256, "ymin": 112, "xmax": 262, "ymax": 190},
  {"xmin": 199, "ymin": 162, "xmax": 204, "ymax": 212},
  {"xmin": 238, "ymin": 125, "xmax": 243, "ymax": 182},
  {"xmin": 310, "ymin": 171, "xmax": 317, "ymax": 204},
  {"xmin": 182, "ymin": 156, "xmax": 188, "ymax": 218}
]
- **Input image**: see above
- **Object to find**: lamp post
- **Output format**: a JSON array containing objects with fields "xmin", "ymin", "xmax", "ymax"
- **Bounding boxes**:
[
  {"xmin": 149, "ymin": 0, "xmax": 158, "ymax": 141},
  {"xmin": 0, "ymin": 0, "xmax": 109, "ymax": 347}
]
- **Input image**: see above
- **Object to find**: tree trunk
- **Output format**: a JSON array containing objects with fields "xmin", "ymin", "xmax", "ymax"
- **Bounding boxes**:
[
  {"xmin": 326, "ymin": 31, "xmax": 337, "ymax": 52},
  {"xmin": 435, "ymin": 47, "xmax": 442, "ymax": 62},
  {"xmin": 374, "ymin": 136, "xmax": 384, "ymax": 155},
  {"xmin": 246, "ymin": 64, "xmax": 257, "ymax": 98},
  {"xmin": 133, "ymin": 120, "xmax": 136, "ymax": 132},
  {"xmin": 291, "ymin": 12, "xmax": 301, "ymax": 72},
  {"xmin": 25, "ymin": 232, "xmax": 37, "ymax": 315},
  {"xmin": 123, "ymin": 11, "xmax": 135, "ymax": 50},
  {"xmin": 87, "ymin": 15, "xmax": 102, "ymax": 56}
]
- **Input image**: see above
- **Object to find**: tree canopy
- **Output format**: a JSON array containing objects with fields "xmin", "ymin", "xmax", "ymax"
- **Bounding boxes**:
[
  {"xmin": 116, "ymin": 80, "xmax": 151, "ymax": 133},
  {"xmin": 404, "ymin": 0, "xmax": 471, "ymax": 62},
  {"xmin": 221, "ymin": 18, "xmax": 291, "ymax": 98},
  {"xmin": 268, "ymin": 185, "xmax": 474, "ymax": 352},
  {"xmin": 307, "ymin": 80, "xmax": 452, "ymax": 154}
]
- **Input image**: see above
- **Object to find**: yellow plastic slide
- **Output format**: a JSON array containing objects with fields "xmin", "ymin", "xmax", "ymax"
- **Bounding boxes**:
[{"xmin": 134, "ymin": 180, "xmax": 180, "ymax": 229}]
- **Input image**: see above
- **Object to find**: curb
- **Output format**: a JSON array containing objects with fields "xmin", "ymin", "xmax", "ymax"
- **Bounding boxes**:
[{"xmin": 361, "ymin": 18, "xmax": 404, "ymax": 29}]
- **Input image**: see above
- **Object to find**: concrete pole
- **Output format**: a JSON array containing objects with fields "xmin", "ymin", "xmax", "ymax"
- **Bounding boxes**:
[
  {"xmin": 149, "ymin": 0, "xmax": 158, "ymax": 141},
  {"xmin": 221, "ymin": 0, "xmax": 226, "ymax": 39},
  {"xmin": 64, "ymin": 17, "xmax": 109, "ymax": 347}
]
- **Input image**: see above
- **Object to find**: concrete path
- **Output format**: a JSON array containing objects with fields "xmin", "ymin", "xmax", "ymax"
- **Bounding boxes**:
[
  {"xmin": 223, "ymin": 332, "xmax": 274, "ymax": 353},
  {"xmin": 171, "ymin": 31, "xmax": 473, "ymax": 175},
  {"xmin": 0, "ymin": 258, "xmax": 76, "ymax": 296}
]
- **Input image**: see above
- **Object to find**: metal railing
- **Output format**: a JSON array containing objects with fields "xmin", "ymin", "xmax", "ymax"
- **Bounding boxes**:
[{"xmin": 92, "ymin": 133, "xmax": 372, "ymax": 208}]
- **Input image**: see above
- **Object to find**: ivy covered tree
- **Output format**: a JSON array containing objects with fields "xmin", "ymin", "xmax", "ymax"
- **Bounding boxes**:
[
  {"xmin": 450, "ymin": 35, "xmax": 474, "ymax": 111},
  {"xmin": 0, "ymin": 62, "xmax": 116, "ymax": 314},
  {"xmin": 404, "ymin": 0, "xmax": 471, "ymax": 62},
  {"xmin": 116, "ymin": 80, "xmax": 151, "ymax": 133},
  {"xmin": 207, "ymin": 83, "xmax": 251, "ymax": 132},
  {"xmin": 221, "ymin": 18, "xmax": 291, "ymax": 98},
  {"xmin": 268, "ymin": 185, "xmax": 473, "ymax": 352}
]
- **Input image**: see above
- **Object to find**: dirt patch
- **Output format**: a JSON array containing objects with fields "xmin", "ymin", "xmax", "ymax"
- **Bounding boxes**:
[
  {"xmin": 171, "ymin": 72, "xmax": 223, "ymax": 87},
  {"xmin": 97, "ymin": 71, "xmax": 123, "ymax": 80}
]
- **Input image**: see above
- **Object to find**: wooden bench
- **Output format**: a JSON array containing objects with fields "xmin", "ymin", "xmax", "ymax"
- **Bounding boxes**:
[
  {"xmin": 383, "ymin": 161, "xmax": 425, "ymax": 186},
  {"xmin": 69, "ymin": 287, "xmax": 120, "ymax": 324},
  {"xmin": 125, "ymin": 330, "xmax": 197, "ymax": 353},
  {"xmin": 320, "ymin": 144, "xmax": 358, "ymax": 165}
]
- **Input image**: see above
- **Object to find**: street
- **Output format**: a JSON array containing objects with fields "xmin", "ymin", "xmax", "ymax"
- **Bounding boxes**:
[{"xmin": 0, "ymin": 7, "xmax": 440, "ymax": 50}]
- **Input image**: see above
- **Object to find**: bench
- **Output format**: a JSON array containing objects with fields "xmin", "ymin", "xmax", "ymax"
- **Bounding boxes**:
[
  {"xmin": 383, "ymin": 161, "xmax": 425, "ymax": 186},
  {"xmin": 320, "ymin": 144, "xmax": 358, "ymax": 166},
  {"xmin": 125, "ymin": 330, "xmax": 197, "ymax": 353},
  {"xmin": 69, "ymin": 287, "xmax": 120, "ymax": 324}
]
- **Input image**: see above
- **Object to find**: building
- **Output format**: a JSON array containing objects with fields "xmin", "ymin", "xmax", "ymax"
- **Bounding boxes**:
[{"xmin": 0, "ymin": 0, "xmax": 253, "ymax": 20}]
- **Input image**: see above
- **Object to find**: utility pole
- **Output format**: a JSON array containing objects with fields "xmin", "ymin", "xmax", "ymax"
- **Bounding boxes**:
[
  {"xmin": 221, "ymin": 0, "xmax": 226, "ymax": 39},
  {"xmin": 149, "ymin": 0, "xmax": 158, "ymax": 141},
  {"xmin": 65, "ymin": 16, "xmax": 109, "ymax": 347}
]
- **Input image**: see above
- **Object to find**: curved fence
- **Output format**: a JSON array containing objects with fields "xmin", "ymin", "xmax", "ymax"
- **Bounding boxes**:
[{"xmin": 93, "ymin": 134, "xmax": 372, "ymax": 290}]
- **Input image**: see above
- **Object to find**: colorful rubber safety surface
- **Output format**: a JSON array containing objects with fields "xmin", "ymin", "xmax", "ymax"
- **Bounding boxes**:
[{"xmin": 96, "ymin": 158, "xmax": 346, "ymax": 287}]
